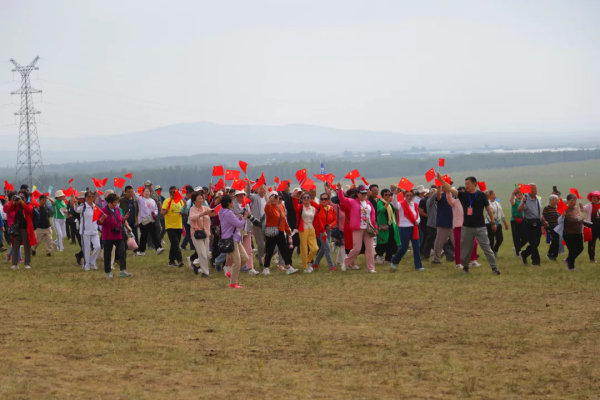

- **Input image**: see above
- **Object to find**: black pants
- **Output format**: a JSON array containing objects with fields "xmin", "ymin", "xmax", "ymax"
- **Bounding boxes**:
[
  {"xmin": 103, "ymin": 239, "xmax": 126, "ymax": 273},
  {"xmin": 486, "ymin": 223, "xmax": 504, "ymax": 253},
  {"xmin": 564, "ymin": 233, "xmax": 584, "ymax": 269},
  {"xmin": 547, "ymin": 230, "xmax": 559, "ymax": 258},
  {"xmin": 264, "ymin": 231, "xmax": 292, "ymax": 267},
  {"xmin": 159, "ymin": 218, "xmax": 166, "ymax": 241},
  {"xmin": 167, "ymin": 228, "xmax": 183, "ymax": 263},
  {"xmin": 210, "ymin": 226, "xmax": 221, "ymax": 265},
  {"xmin": 511, "ymin": 220, "xmax": 524, "ymax": 255},
  {"xmin": 587, "ymin": 223, "xmax": 600, "ymax": 261},
  {"xmin": 421, "ymin": 226, "xmax": 437, "ymax": 259},
  {"xmin": 520, "ymin": 223, "xmax": 541, "ymax": 264},
  {"xmin": 67, "ymin": 219, "xmax": 77, "ymax": 242},
  {"xmin": 376, "ymin": 229, "xmax": 398, "ymax": 262},
  {"xmin": 139, "ymin": 222, "xmax": 161, "ymax": 253},
  {"xmin": 180, "ymin": 217, "xmax": 194, "ymax": 250}
]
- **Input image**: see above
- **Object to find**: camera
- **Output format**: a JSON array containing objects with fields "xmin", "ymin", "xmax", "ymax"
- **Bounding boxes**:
[
  {"xmin": 111, "ymin": 227, "xmax": 121, "ymax": 234},
  {"xmin": 243, "ymin": 210, "xmax": 261, "ymax": 227},
  {"xmin": 13, "ymin": 195, "xmax": 21, "ymax": 202}
]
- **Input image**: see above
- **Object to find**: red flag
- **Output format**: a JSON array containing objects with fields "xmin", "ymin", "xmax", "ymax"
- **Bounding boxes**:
[
  {"xmin": 439, "ymin": 158, "xmax": 445, "ymax": 167},
  {"xmin": 68, "ymin": 178, "xmax": 74, "ymax": 185},
  {"xmin": 63, "ymin": 187, "xmax": 74, "ymax": 197},
  {"xmin": 212, "ymin": 166, "xmax": 224, "ymax": 177},
  {"xmin": 4, "ymin": 181, "xmax": 14, "ymax": 191},
  {"xmin": 296, "ymin": 169, "xmax": 307, "ymax": 182},
  {"xmin": 0, "ymin": 195, "xmax": 4, "ymax": 200},
  {"xmin": 225, "ymin": 170, "xmax": 240, "ymax": 181},
  {"xmin": 570, "ymin": 188, "xmax": 582, "ymax": 199},
  {"xmin": 584, "ymin": 227, "xmax": 592, "ymax": 242},
  {"xmin": 213, "ymin": 178, "xmax": 225, "ymax": 192},
  {"xmin": 274, "ymin": 176, "xmax": 279, "ymax": 184},
  {"xmin": 277, "ymin": 181, "xmax": 289, "ymax": 191},
  {"xmin": 30, "ymin": 199, "xmax": 40, "ymax": 207},
  {"xmin": 477, "ymin": 181, "xmax": 487, "ymax": 191},
  {"xmin": 43, "ymin": 192, "xmax": 49, "ymax": 197},
  {"xmin": 324, "ymin": 174, "xmax": 335, "ymax": 187},
  {"xmin": 518, "ymin": 183, "xmax": 531, "ymax": 194},
  {"xmin": 313, "ymin": 174, "xmax": 325, "ymax": 182},
  {"xmin": 172, "ymin": 190, "xmax": 183, "ymax": 204},
  {"xmin": 434, "ymin": 179, "xmax": 442, "ymax": 186},
  {"xmin": 441, "ymin": 174, "xmax": 452, "ymax": 184},
  {"xmin": 344, "ymin": 169, "xmax": 360, "ymax": 180},
  {"xmin": 74, "ymin": 190, "xmax": 79, "ymax": 198},
  {"xmin": 396, "ymin": 192, "xmax": 405, "ymax": 202},
  {"xmin": 267, "ymin": 186, "xmax": 272, "ymax": 192},
  {"xmin": 92, "ymin": 206, "xmax": 103, "ymax": 222},
  {"xmin": 231, "ymin": 178, "xmax": 246, "ymax": 191},
  {"xmin": 32, "ymin": 190, "xmax": 42, "ymax": 199},
  {"xmin": 124, "ymin": 173, "xmax": 133, "ymax": 179},
  {"xmin": 97, "ymin": 190, "xmax": 104, "ymax": 196},
  {"xmin": 137, "ymin": 186, "xmax": 144, "ymax": 195},
  {"xmin": 213, "ymin": 204, "xmax": 222, "ymax": 214},
  {"xmin": 181, "ymin": 185, "xmax": 188, "ymax": 195},
  {"xmin": 114, "ymin": 178, "xmax": 126, "ymax": 189},
  {"xmin": 425, "ymin": 168, "xmax": 436, "ymax": 182},
  {"xmin": 243, "ymin": 197, "xmax": 252, "ymax": 206},
  {"xmin": 239, "ymin": 160, "xmax": 248, "ymax": 175},
  {"xmin": 252, "ymin": 172, "xmax": 266, "ymax": 191},
  {"xmin": 101, "ymin": 178, "xmax": 108, "ymax": 187},
  {"xmin": 398, "ymin": 178, "xmax": 413, "ymax": 191},
  {"xmin": 92, "ymin": 178, "xmax": 108, "ymax": 188},
  {"xmin": 361, "ymin": 177, "xmax": 369, "ymax": 186},
  {"xmin": 557, "ymin": 198, "xmax": 568, "ymax": 214},
  {"xmin": 301, "ymin": 178, "xmax": 316, "ymax": 191}
]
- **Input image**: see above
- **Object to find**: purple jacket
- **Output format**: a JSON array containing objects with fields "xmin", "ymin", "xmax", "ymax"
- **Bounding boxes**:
[
  {"xmin": 99, "ymin": 205, "xmax": 124, "ymax": 241},
  {"xmin": 218, "ymin": 208, "xmax": 245, "ymax": 243}
]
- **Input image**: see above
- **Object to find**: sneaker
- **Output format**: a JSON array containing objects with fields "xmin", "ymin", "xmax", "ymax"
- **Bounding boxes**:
[
  {"xmin": 368, "ymin": 270, "xmax": 377, "ymax": 273},
  {"xmin": 24, "ymin": 265, "xmax": 31, "ymax": 269},
  {"xmin": 278, "ymin": 265, "xmax": 286, "ymax": 271},
  {"xmin": 329, "ymin": 266, "xmax": 336, "ymax": 271},
  {"xmin": 11, "ymin": 265, "xmax": 18, "ymax": 270},
  {"xmin": 226, "ymin": 270, "xmax": 232, "ymax": 279},
  {"xmin": 75, "ymin": 254, "xmax": 82, "ymax": 266},
  {"xmin": 469, "ymin": 261, "xmax": 481, "ymax": 268},
  {"xmin": 91, "ymin": 265, "xmax": 98, "ymax": 270},
  {"xmin": 134, "ymin": 251, "xmax": 145, "ymax": 257},
  {"xmin": 241, "ymin": 266, "xmax": 248, "ymax": 272},
  {"xmin": 492, "ymin": 268, "xmax": 501, "ymax": 275},
  {"xmin": 84, "ymin": 266, "xmax": 91, "ymax": 271},
  {"xmin": 304, "ymin": 266, "xmax": 314, "ymax": 274},
  {"xmin": 32, "ymin": 250, "xmax": 36, "ymax": 256},
  {"xmin": 375, "ymin": 255, "xmax": 384, "ymax": 264},
  {"xmin": 187, "ymin": 257, "xmax": 193, "ymax": 269},
  {"xmin": 262, "ymin": 267, "xmax": 271, "ymax": 275},
  {"xmin": 455, "ymin": 264, "xmax": 464, "ymax": 269},
  {"xmin": 462, "ymin": 268, "xmax": 470, "ymax": 274},
  {"xmin": 178, "ymin": 261, "xmax": 184, "ymax": 268},
  {"xmin": 228, "ymin": 283, "xmax": 243, "ymax": 289},
  {"xmin": 192, "ymin": 264, "xmax": 199, "ymax": 275},
  {"xmin": 341, "ymin": 264, "xmax": 347, "ymax": 272},
  {"xmin": 111, "ymin": 263, "xmax": 115, "ymax": 270},
  {"xmin": 119, "ymin": 270, "xmax": 131, "ymax": 278},
  {"xmin": 46, "ymin": 253, "xmax": 51, "ymax": 257},
  {"xmin": 287, "ymin": 266, "xmax": 298, "ymax": 275},
  {"xmin": 391, "ymin": 263, "xmax": 397, "ymax": 271},
  {"xmin": 415, "ymin": 267, "xmax": 425, "ymax": 271},
  {"xmin": 532, "ymin": 263, "xmax": 541, "ymax": 267},
  {"xmin": 521, "ymin": 254, "xmax": 528, "ymax": 265},
  {"xmin": 248, "ymin": 268, "xmax": 260, "ymax": 276},
  {"xmin": 106, "ymin": 272, "xmax": 113, "ymax": 278},
  {"xmin": 156, "ymin": 248, "xmax": 165, "ymax": 255},
  {"xmin": 350, "ymin": 264, "xmax": 360, "ymax": 270},
  {"xmin": 431, "ymin": 260, "xmax": 442, "ymax": 265},
  {"xmin": 569, "ymin": 268, "xmax": 579, "ymax": 271},
  {"xmin": 168, "ymin": 262, "xmax": 177, "ymax": 267},
  {"xmin": 547, "ymin": 254, "xmax": 557, "ymax": 261}
]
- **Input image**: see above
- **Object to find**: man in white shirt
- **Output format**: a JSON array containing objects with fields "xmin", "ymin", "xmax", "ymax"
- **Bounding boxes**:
[
  {"xmin": 72, "ymin": 190, "xmax": 103, "ymax": 271},
  {"xmin": 248, "ymin": 183, "xmax": 267, "ymax": 265}
]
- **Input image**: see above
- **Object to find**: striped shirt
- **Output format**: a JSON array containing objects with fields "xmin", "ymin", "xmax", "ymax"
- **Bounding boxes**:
[{"xmin": 542, "ymin": 205, "xmax": 559, "ymax": 228}]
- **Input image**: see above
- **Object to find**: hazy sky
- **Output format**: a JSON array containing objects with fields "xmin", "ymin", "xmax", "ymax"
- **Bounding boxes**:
[{"xmin": 1, "ymin": 0, "xmax": 599, "ymax": 138}]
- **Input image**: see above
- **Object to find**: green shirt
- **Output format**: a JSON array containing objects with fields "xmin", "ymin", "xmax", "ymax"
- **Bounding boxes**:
[
  {"xmin": 511, "ymin": 199, "xmax": 523, "ymax": 221},
  {"xmin": 53, "ymin": 199, "xmax": 68, "ymax": 219}
]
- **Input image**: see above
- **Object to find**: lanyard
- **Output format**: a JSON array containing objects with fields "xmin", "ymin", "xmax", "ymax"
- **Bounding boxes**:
[{"xmin": 468, "ymin": 191, "xmax": 478, "ymax": 208}]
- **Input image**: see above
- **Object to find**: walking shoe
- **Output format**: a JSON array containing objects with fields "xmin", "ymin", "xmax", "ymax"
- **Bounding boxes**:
[
  {"xmin": 91, "ymin": 265, "xmax": 98, "ymax": 270},
  {"xmin": 226, "ymin": 270, "xmax": 231, "ymax": 279},
  {"xmin": 262, "ymin": 267, "xmax": 271, "ymax": 275},
  {"xmin": 375, "ymin": 255, "xmax": 384, "ymax": 264},
  {"xmin": 521, "ymin": 254, "xmax": 528, "ymax": 265},
  {"xmin": 329, "ymin": 266, "xmax": 337, "ymax": 271},
  {"xmin": 241, "ymin": 266, "xmax": 248, "ymax": 272},
  {"xmin": 168, "ymin": 262, "xmax": 177, "ymax": 267},
  {"xmin": 75, "ymin": 254, "xmax": 82, "ymax": 266},
  {"xmin": 391, "ymin": 263, "xmax": 397, "ymax": 271},
  {"xmin": 455, "ymin": 264, "xmax": 464, "ymax": 269},
  {"xmin": 119, "ymin": 270, "xmax": 131, "ymax": 278},
  {"xmin": 286, "ymin": 266, "xmax": 298, "ymax": 275},
  {"xmin": 11, "ymin": 265, "xmax": 18, "ymax": 270},
  {"xmin": 469, "ymin": 261, "xmax": 482, "ymax": 268},
  {"xmin": 32, "ymin": 250, "xmax": 36, "ymax": 256},
  {"xmin": 46, "ymin": 253, "xmax": 51, "ymax": 257},
  {"xmin": 178, "ymin": 261, "xmax": 185, "ymax": 268},
  {"xmin": 415, "ymin": 267, "xmax": 425, "ymax": 271},
  {"xmin": 532, "ymin": 263, "xmax": 541, "ymax": 266},
  {"xmin": 278, "ymin": 265, "xmax": 286, "ymax": 271},
  {"xmin": 192, "ymin": 264, "xmax": 199, "ymax": 275},
  {"xmin": 341, "ymin": 263, "xmax": 347, "ymax": 272},
  {"xmin": 368, "ymin": 270, "xmax": 377, "ymax": 273},
  {"xmin": 462, "ymin": 268, "xmax": 470, "ymax": 274},
  {"xmin": 304, "ymin": 266, "xmax": 314, "ymax": 274},
  {"xmin": 156, "ymin": 248, "xmax": 165, "ymax": 255},
  {"xmin": 134, "ymin": 251, "xmax": 145, "ymax": 257},
  {"xmin": 569, "ymin": 268, "xmax": 579, "ymax": 271},
  {"xmin": 248, "ymin": 268, "xmax": 260, "ymax": 276},
  {"xmin": 228, "ymin": 283, "xmax": 243, "ymax": 289},
  {"xmin": 24, "ymin": 265, "xmax": 31, "ymax": 270},
  {"xmin": 106, "ymin": 272, "xmax": 113, "ymax": 278},
  {"xmin": 84, "ymin": 266, "xmax": 91, "ymax": 271},
  {"xmin": 492, "ymin": 268, "xmax": 501, "ymax": 275},
  {"xmin": 111, "ymin": 263, "xmax": 115, "ymax": 270},
  {"xmin": 0, "ymin": 247, "xmax": 5, "ymax": 252},
  {"xmin": 547, "ymin": 254, "xmax": 557, "ymax": 261},
  {"xmin": 187, "ymin": 257, "xmax": 193, "ymax": 269},
  {"xmin": 431, "ymin": 260, "xmax": 442, "ymax": 265},
  {"xmin": 350, "ymin": 264, "xmax": 360, "ymax": 270}
]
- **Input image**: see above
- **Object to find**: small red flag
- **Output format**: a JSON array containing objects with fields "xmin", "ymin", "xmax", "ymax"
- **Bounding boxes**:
[
  {"xmin": 398, "ymin": 178, "xmax": 413, "ymax": 191},
  {"xmin": 584, "ymin": 227, "xmax": 592, "ymax": 242},
  {"xmin": 4, "ymin": 181, "xmax": 14, "ymax": 191},
  {"xmin": 296, "ymin": 169, "xmax": 307, "ymax": 182},
  {"xmin": 172, "ymin": 190, "xmax": 183, "ymax": 204},
  {"xmin": 396, "ymin": 192, "xmax": 405, "ymax": 201},
  {"xmin": 477, "ymin": 181, "xmax": 487, "ymax": 191},
  {"xmin": 425, "ymin": 168, "xmax": 436, "ymax": 182},
  {"xmin": 361, "ymin": 177, "xmax": 369, "ymax": 186},
  {"xmin": 243, "ymin": 197, "xmax": 252, "ymax": 206},
  {"xmin": 97, "ymin": 190, "xmax": 104, "ymax": 196},
  {"xmin": 324, "ymin": 174, "xmax": 336, "ymax": 187},
  {"xmin": 239, "ymin": 160, "xmax": 248, "ymax": 175},
  {"xmin": 68, "ymin": 178, "xmax": 74, "ymax": 185},
  {"xmin": 518, "ymin": 183, "xmax": 531, "ymax": 194},
  {"xmin": 274, "ymin": 176, "xmax": 279, "ymax": 184},
  {"xmin": 213, "ymin": 178, "xmax": 225, "ymax": 192},
  {"xmin": 124, "ymin": 173, "xmax": 133, "ymax": 179},
  {"xmin": 212, "ymin": 166, "xmax": 224, "ymax": 177},
  {"xmin": 231, "ymin": 178, "xmax": 246, "ymax": 191},
  {"xmin": 442, "ymin": 174, "xmax": 452, "ymax": 185},
  {"xmin": 92, "ymin": 206, "xmax": 103, "ymax": 222},
  {"xmin": 301, "ymin": 178, "xmax": 316, "ymax": 191},
  {"xmin": 570, "ymin": 188, "xmax": 582, "ymax": 199},
  {"xmin": 32, "ymin": 190, "xmax": 42, "ymax": 199},
  {"xmin": 114, "ymin": 178, "xmax": 126, "ymax": 189},
  {"xmin": 267, "ymin": 187, "xmax": 272, "ymax": 192},
  {"xmin": 225, "ymin": 170, "xmax": 240, "ymax": 181},
  {"xmin": 137, "ymin": 186, "xmax": 144, "ymax": 195},
  {"xmin": 43, "ymin": 192, "xmax": 49, "ymax": 197},
  {"xmin": 252, "ymin": 172, "xmax": 266, "ymax": 191},
  {"xmin": 557, "ymin": 198, "xmax": 568, "ymax": 214},
  {"xmin": 181, "ymin": 185, "xmax": 188, "ymax": 195},
  {"xmin": 0, "ymin": 195, "xmax": 4, "ymax": 200},
  {"xmin": 276, "ymin": 181, "xmax": 289, "ymax": 191},
  {"xmin": 439, "ymin": 158, "xmax": 445, "ymax": 167},
  {"xmin": 213, "ymin": 204, "xmax": 222, "ymax": 214},
  {"xmin": 434, "ymin": 179, "xmax": 442, "ymax": 187},
  {"xmin": 63, "ymin": 187, "xmax": 74, "ymax": 197},
  {"xmin": 344, "ymin": 169, "xmax": 360, "ymax": 180},
  {"xmin": 313, "ymin": 174, "xmax": 325, "ymax": 182}
]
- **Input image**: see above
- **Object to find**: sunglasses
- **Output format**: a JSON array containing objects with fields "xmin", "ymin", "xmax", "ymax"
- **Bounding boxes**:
[
  {"xmin": 383, "ymin": 193, "xmax": 392, "ymax": 196},
  {"xmin": 320, "ymin": 197, "xmax": 329, "ymax": 201},
  {"xmin": 271, "ymin": 195, "xmax": 279, "ymax": 199},
  {"xmin": 170, "ymin": 191, "xmax": 176, "ymax": 194},
  {"xmin": 359, "ymin": 192, "xmax": 367, "ymax": 195},
  {"xmin": 301, "ymin": 196, "xmax": 311, "ymax": 200}
]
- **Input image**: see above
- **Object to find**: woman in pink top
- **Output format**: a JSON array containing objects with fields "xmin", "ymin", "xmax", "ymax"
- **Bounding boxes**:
[
  {"xmin": 189, "ymin": 192, "xmax": 213, "ymax": 277},
  {"xmin": 446, "ymin": 191, "xmax": 479, "ymax": 269}
]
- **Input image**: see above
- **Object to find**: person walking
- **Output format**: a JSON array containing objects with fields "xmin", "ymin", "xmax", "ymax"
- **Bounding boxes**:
[
  {"xmin": 542, "ymin": 195, "xmax": 560, "ymax": 261},
  {"xmin": 7, "ymin": 192, "xmax": 37, "ymax": 270},
  {"xmin": 421, "ymin": 187, "xmax": 438, "ymax": 261},
  {"xmin": 581, "ymin": 190, "xmax": 600, "ymax": 262},
  {"xmin": 248, "ymin": 183, "xmax": 267, "ymax": 266},
  {"xmin": 292, "ymin": 190, "xmax": 323, "ymax": 273},
  {"xmin": 509, "ymin": 188, "xmax": 525, "ymax": 257},
  {"xmin": 120, "ymin": 186, "xmax": 139, "ymax": 247},
  {"xmin": 189, "ymin": 191, "xmax": 212, "ymax": 276},
  {"xmin": 180, "ymin": 185, "xmax": 196, "ymax": 252},
  {"xmin": 485, "ymin": 190, "xmax": 509, "ymax": 258},
  {"xmin": 133, "ymin": 188, "xmax": 165, "ymax": 256},
  {"xmin": 161, "ymin": 186, "xmax": 186, "ymax": 267},
  {"xmin": 561, "ymin": 194, "xmax": 585, "ymax": 271},
  {"xmin": 262, "ymin": 191, "xmax": 298, "ymax": 275},
  {"xmin": 390, "ymin": 189, "xmax": 422, "ymax": 271},
  {"xmin": 432, "ymin": 183, "xmax": 455, "ymax": 264},
  {"xmin": 52, "ymin": 190, "xmax": 68, "ymax": 252},
  {"xmin": 218, "ymin": 194, "xmax": 250, "ymax": 289},
  {"xmin": 32, "ymin": 195, "xmax": 54, "ymax": 257},
  {"xmin": 518, "ymin": 184, "xmax": 546, "ymax": 266},
  {"xmin": 375, "ymin": 188, "xmax": 400, "ymax": 264},
  {"xmin": 313, "ymin": 190, "xmax": 338, "ymax": 270},
  {"xmin": 98, "ymin": 193, "xmax": 133, "ymax": 278},
  {"xmin": 446, "ymin": 189, "xmax": 479, "ymax": 269},
  {"xmin": 437, "ymin": 172, "xmax": 501, "ymax": 275},
  {"xmin": 73, "ymin": 190, "xmax": 102, "ymax": 271},
  {"xmin": 232, "ymin": 190, "xmax": 259, "ymax": 275}
]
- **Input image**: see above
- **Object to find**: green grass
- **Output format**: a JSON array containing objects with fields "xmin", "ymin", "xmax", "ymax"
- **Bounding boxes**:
[{"xmin": 1, "ymin": 159, "xmax": 600, "ymax": 399}]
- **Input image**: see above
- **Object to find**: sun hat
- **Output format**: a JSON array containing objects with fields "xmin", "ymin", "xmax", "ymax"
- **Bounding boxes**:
[
  {"xmin": 414, "ymin": 185, "xmax": 426, "ymax": 193},
  {"xmin": 155, "ymin": 185, "xmax": 162, "ymax": 190},
  {"xmin": 54, "ymin": 190, "xmax": 65, "ymax": 198},
  {"xmin": 144, "ymin": 180, "xmax": 152, "ymax": 186},
  {"xmin": 234, "ymin": 190, "xmax": 246, "ymax": 196},
  {"xmin": 587, "ymin": 190, "xmax": 600, "ymax": 202}
]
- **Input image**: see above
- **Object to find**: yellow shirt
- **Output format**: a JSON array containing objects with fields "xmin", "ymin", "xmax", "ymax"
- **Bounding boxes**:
[{"xmin": 162, "ymin": 199, "xmax": 184, "ymax": 229}]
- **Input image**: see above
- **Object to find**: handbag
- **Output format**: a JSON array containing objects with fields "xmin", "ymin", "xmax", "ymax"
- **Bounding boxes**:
[
  {"xmin": 265, "ymin": 207, "xmax": 282, "ymax": 237},
  {"xmin": 524, "ymin": 218, "xmax": 541, "ymax": 227},
  {"xmin": 192, "ymin": 206, "xmax": 207, "ymax": 239},
  {"xmin": 218, "ymin": 237, "xmax": 234, "ymax": 253},
  {"xmin": 8, "ymin": 223, "xmax": 19, "ymax": 237},
  {"xmin": 379, "ymin": 223, "xmax": 389, "ymax": 231},
  {"xmin": 127, "ymin": 233, "xmax": 138, "ymax": 250},
  {"xmin": 366, "ymin": 219, "xmax": 378, "ymax": 237},
  {"xmin": 140, "ymin": 215, "xmax": 154, "ymax": 226}
]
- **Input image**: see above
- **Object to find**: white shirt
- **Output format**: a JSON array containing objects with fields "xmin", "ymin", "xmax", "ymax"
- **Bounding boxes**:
[
  {"xmin": 75, "ymin": 202, "xmax": 99, "ymax": 236},
  {"xmin": 392, "ymin": 197, "xmax": 421, "ymax": 227},
  {"xmin": 485, "ymin": 200, "xmax": 504, "ymax": 224},
  {"xmin": 302, "ymin": 206, "xmax": 316, "ymax": 229},
  {"xmin": 359, "ymin": 201, "xmax": 371, "ymax": 229}
]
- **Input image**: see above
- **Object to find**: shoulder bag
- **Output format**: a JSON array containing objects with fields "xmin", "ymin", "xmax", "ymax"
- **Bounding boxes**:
[{"xmin": 265, "ymin": 206, "xmax": 282, "ymax": 238}]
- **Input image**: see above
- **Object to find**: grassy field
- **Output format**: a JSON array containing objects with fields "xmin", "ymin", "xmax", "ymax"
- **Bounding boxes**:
[{"xmin": 1, "ymin": 160, "xmax": 600, "ymax": 399}]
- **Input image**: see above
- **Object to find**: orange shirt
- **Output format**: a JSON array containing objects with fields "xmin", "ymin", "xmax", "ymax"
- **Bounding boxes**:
[
  {"xmin": 317, "ymin": 204, "xmax": 337, "ymax": 228},
  {"xmin": 264, "ymin": 202, "xmax": 291, "ymax": 234}
]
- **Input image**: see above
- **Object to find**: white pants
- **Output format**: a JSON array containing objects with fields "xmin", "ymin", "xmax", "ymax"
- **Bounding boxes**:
[
  {"xmin": 82, "ymin": 234, "xmax": 101, "ymax": 270},
  {"xmin": 54, "ymin": 219, "xmax": 66, "ymax": 251},
  {"xmin": 191, "ymin": 234, "xmax": 210, "ymax": 276}
]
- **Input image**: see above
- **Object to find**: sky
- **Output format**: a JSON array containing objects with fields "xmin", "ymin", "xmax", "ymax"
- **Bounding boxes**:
[{"xmin": 0, "ymin": 0, "xmax": 599, "ymax": 138}]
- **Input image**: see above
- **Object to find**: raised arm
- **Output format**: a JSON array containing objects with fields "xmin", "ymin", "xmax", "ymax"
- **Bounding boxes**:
[{"xmin": 436, "ymin": 172, "xmax": 458, "ymax": 197}]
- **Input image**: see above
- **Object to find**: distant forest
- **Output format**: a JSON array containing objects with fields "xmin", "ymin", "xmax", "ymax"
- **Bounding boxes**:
[{"xmin": 3, "ymin": 150, "xmax": 599, "ymax": 192}]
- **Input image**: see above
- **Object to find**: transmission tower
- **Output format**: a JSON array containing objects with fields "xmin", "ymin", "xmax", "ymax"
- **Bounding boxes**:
[{"xmin": 10, "ymin": 56, "xmax": 45, "ymax": 190}]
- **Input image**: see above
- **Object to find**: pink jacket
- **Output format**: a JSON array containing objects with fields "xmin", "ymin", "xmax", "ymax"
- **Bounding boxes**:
[{"xmin": 337, "ymin": 189, "xmax": 377, "ymax": 232}]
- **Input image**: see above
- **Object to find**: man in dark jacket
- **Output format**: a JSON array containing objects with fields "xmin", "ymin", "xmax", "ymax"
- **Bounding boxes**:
[{"xmin": 120, "ymin": 186, "xmax": 139, "ymax": 246}]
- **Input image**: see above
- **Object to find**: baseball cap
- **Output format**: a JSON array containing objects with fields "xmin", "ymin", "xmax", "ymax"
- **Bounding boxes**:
[
  {"xmin": 155, "ymin": 185, "xmax": 162, "ymax": 190},
  {"xmin": 269, "ymin": 191, "xmax": 278, "ymax": 198},
  {"xmin": 144, "ymin": 180, "xmax": 152, "ymax": 186},
  {"xmin": 357, "ymin": 185, "xmax": 368, "ymax": 193}
]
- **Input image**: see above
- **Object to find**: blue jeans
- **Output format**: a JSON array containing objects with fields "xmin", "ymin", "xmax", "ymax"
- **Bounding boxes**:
[
  {"xmin": 314, "ymin": 231, "xmax": 334, "ymax": 268},
  {"xmin": 392, "ymin": 226, "xmax": 422, "ymax": 270}
]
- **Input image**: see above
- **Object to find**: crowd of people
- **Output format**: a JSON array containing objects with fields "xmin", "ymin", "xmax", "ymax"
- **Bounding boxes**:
[{"xmin": 1, "ymin": 173, "xmax": 598, "ymax": 287}]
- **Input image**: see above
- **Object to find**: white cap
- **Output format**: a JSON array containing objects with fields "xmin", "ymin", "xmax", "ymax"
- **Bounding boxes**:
[
  {"xmin": 269, "ymin": 191, "xmax": 278, "ymax": 198},
  {"xmin": 292, "ymin": 187, "xmax": 302, "ymax": 193},
  {"xmin": 234, "ymin": 190, "xmax": 246, "ymax": 196},
  {"xmin": 194, "ymin": 186, "xmax": 203, "ymax": 192}
]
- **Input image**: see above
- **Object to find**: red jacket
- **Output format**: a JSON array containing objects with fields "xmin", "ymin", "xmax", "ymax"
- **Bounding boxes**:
[
  {"xmin": 8, "ymin": 202, "xmax": 38, "ymax": 247},
  {"xmin": 292, "ymin": 197, "xmax": 324, "ymax": 238}
]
